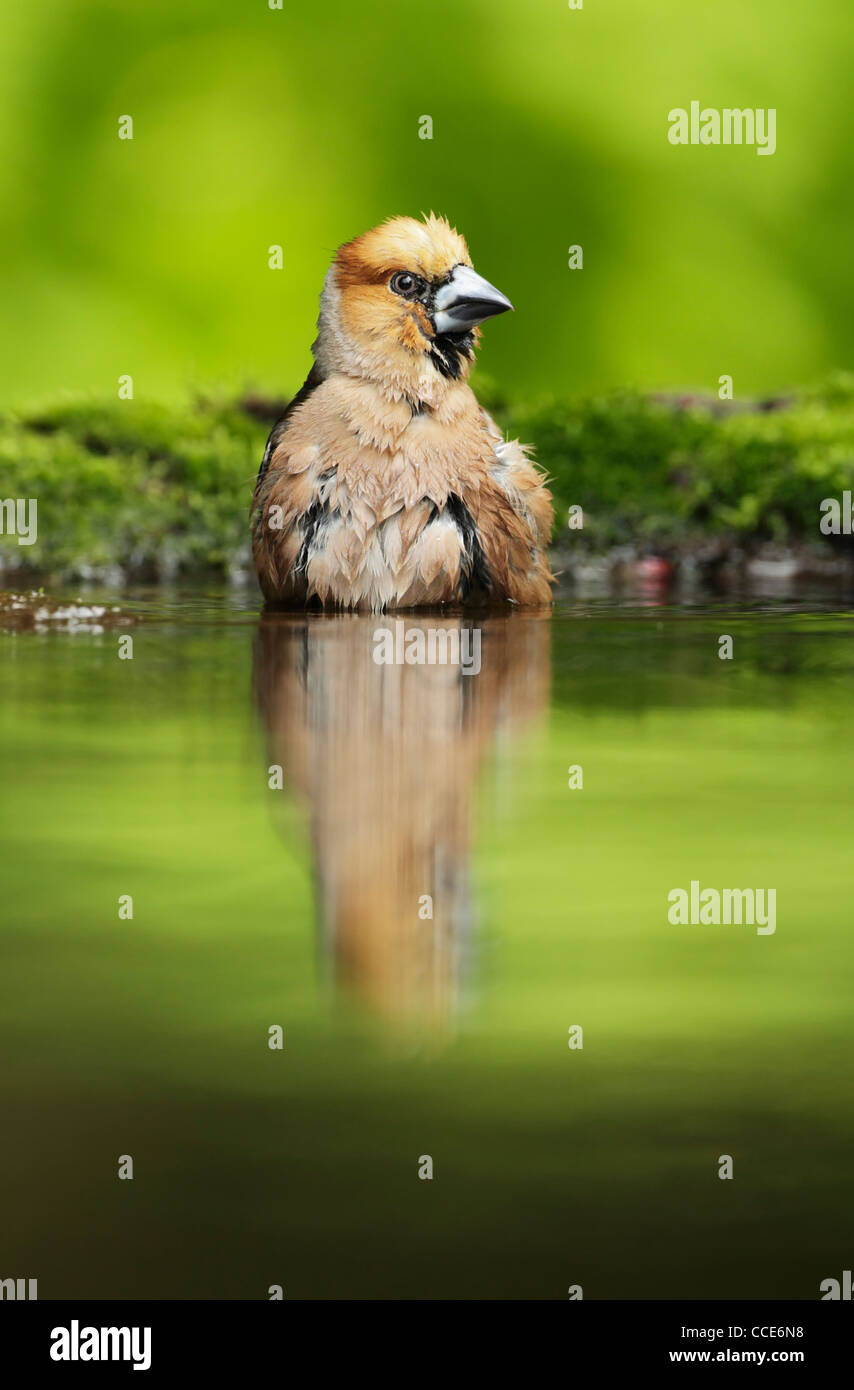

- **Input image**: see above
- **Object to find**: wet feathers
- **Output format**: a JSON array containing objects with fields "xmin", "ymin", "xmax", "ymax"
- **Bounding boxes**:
[{"xmin": 252, "ymin": 214, "xmax": 553, "ymax": 610}]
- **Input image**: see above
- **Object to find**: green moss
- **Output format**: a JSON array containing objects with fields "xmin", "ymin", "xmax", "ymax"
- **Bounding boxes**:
[
  {"xmin": 486, "ymin": 370, "xmax": 854, "ymax": 552},
  {"xmin": 0, "ymin": 396, "xmax": 269, "ymax": 580},
  {"xmin": 2, "ymin": 376, "xmax": 854, "ymax": 580}
]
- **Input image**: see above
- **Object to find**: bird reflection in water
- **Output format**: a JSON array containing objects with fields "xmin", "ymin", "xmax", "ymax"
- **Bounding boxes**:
[{"xmin": 253, "ymin": 611, "xmax": 550, "ymax": 1028}]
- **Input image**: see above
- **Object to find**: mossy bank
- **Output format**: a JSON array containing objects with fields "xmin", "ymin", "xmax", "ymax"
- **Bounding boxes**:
[{"xmin": 2, "ymin": 375, "xmax": 854, "ymax": 584}]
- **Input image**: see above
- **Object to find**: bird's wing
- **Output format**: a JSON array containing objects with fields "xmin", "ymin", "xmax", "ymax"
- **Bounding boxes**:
[
  {"xmin": 478, "ymin": 407, "xmax": 554, "ymax": 549},
  {"xmin": 456, "ymin": 407, "xmax": 554, "ymax": 604},
  {"xmin": 255, "ymin": 364, "xmax": 325, "ymax": 491},
  {"xmin": 251, "ymin": 365, "xmax": 327, "ymax": 600}
]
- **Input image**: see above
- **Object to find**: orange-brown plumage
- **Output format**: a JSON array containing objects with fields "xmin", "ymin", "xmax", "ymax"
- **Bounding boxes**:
[{"xmin": 252, "ymin": 214, "xmax": 554, "ymax": 610}]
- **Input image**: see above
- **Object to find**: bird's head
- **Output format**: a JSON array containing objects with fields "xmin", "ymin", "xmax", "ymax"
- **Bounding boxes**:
[{"xmin": 313, "ymin": 214, "xmax": 513, "ymax": 404}]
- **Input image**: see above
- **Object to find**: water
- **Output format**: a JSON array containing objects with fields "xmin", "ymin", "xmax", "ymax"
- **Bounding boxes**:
[{"xmin": 1, "ymin": 584, "xmax": 853, "ymax": 1299}]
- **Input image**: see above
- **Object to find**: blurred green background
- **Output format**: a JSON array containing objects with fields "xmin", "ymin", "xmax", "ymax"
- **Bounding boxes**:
[{"xmin": 2, "ymin": 0, "xmax": 853, "ymax": 409}]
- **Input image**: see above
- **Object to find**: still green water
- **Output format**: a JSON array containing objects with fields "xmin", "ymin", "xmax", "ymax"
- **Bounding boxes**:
[{"xmin": 1, "ymin": 587, "xmax": 852, "ymax": 1300}]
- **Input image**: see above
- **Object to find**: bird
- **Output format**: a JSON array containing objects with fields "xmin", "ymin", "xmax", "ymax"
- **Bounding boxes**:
[{"xmin": 251, "ymin": 214, "xmax": 554, "ymax": 610}]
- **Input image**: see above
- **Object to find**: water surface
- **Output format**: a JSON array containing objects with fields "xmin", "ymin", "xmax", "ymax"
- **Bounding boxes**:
[{"xmin": 1, "ymin": 586, "xmax": 852, "ymax": 1299}]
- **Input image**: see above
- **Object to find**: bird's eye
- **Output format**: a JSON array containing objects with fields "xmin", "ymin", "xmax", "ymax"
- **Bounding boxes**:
[{"xmin": 390, "ymin": 271, "xmax": 421, "ymax": 297}]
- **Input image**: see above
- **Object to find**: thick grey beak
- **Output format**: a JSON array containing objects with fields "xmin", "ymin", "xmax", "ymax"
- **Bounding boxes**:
[{"xmin": 432, "ymin": 263, "xmax": 514, "ymax": 335}]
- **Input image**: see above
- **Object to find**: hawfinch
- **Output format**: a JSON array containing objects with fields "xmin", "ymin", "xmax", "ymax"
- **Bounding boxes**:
[{"xmin": 251, "ymin": 215, "xmax": 554, "ymax": 609}]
